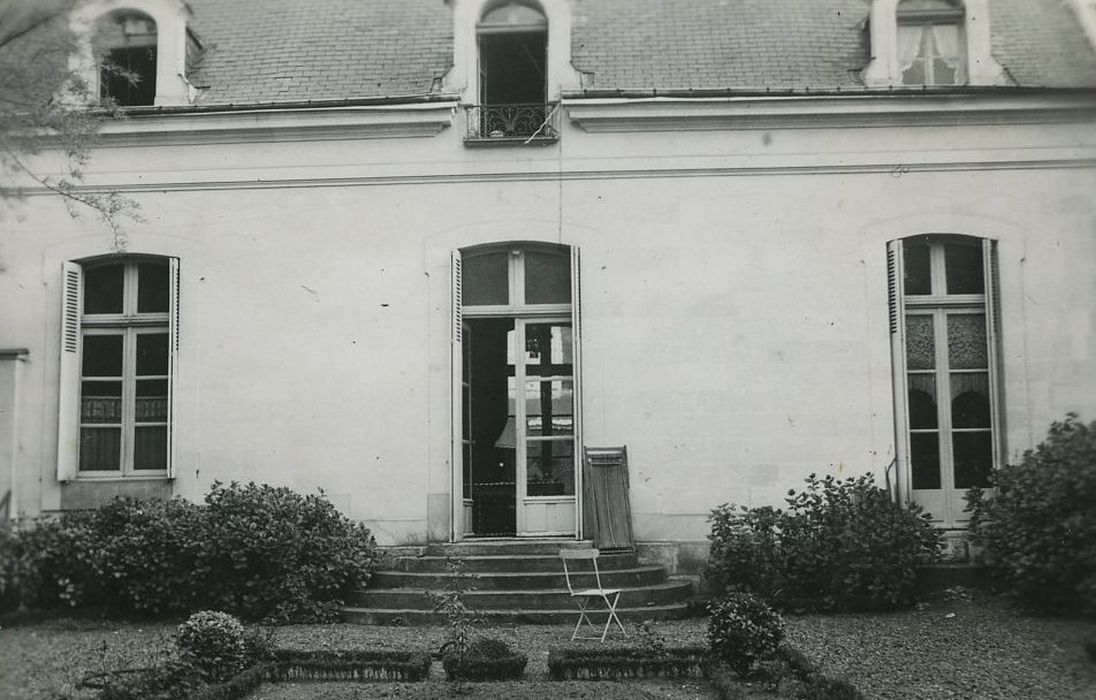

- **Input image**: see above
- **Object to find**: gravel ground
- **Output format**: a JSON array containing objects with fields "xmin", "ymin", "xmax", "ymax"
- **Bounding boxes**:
[
  {"xmin": 2, "ymin": 598, "xmax": 1094, "ymax": 700},
  {"xmin": 784, "ymin": 594, "xmax": 1096, "ymax": 700}
]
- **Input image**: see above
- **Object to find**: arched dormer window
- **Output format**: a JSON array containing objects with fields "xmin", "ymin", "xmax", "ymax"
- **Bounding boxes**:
[
  {"xmin": 94, "ymin": 10, "xmax": 158, "ymax": 106},
  {"xmin": 477, "ymin": 2, "xmax": 547, "ymax": 107},
  {"xmin": 70, "ymin": 0, "xmax": 198, "ymax": 107},
  {"xmin": 465, "ymin": 1, "xmax": 557, "ymax": 143},
  {"xmin": 897, "ymin": 0, "xmax": 964, "ymax": 85}
]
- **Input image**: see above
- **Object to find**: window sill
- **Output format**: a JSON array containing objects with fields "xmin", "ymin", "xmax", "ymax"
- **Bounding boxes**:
[{"xmin": 463, "ymin": 134, "xmax": 558, "ymax": 147}]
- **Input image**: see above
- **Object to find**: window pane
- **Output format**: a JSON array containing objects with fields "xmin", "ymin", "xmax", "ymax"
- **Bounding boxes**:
[
  {"xmin": 80, "ymin": 427, "xmax": 121, "ymax": 470},
  {"xmin": 84, "ymin": 264, "xmax": 124, "ymax": 314},
  {"xmin": 932, "ymin": 58, "xmax": 956, "ymax": 85},
  {"xmin": 136, "ymin": 379, "xmax": 168, "ymax": 422},
  {"xmin": 133, "ymin": 426, "xmax": 167, "ymax": 470},
  {"xmin": 82, "ymin": 334, "xmax": 123, "ymax": 376},
  {"xmin": 907, "ymin": 374, "xmax": 937, "ymax": 429},
  {"xmin": 945, "ymin": 243, "xmax": 984, "ymax": 294},
  {"xmin": 137, "ymin": 261, "xmax": 170, "ymax": 313},
  {"xmin": 910, "ymin": 432, "xmax": 941, "ymax": 489},
  {"xmin": 524, "ymin": 251, "xmax": 571, "ymax": 304},
  {"xmin": 902, "ymin": 240, "xmax": 932, "ymax": 295},
  {"xmin": 947, "ymin": 314, "xmax": 987, "ymax": 369},
  {"xmin": 951, "ymin": 373, "xmax": 990, "ymax": 428},
  {"xmin": 136, "ymin": 333, "xmax": 169, "ymax": 375},
  {"xmin": 463, "ymin": 252, "xmax": 509, "ymax": 306},
  {"xmin": 525, "ymin": 379, "xmax": 574, "ymax": 437},
  {"xmin": 81, "ymin": 381, "xmax": 122, "ymax": 423},
  {"xmin": 905, "ymin": 315, "xmax": 935, "ymax": 370},
  {"xmin": 524, "ymin": 323, "xmax": 572, "ymax": 375},
  {"xmin": 526, "ymin": 439, "xmax": 575, "ymax": 496},
  {"xmin": 953, "ymin": 431, "xmax": 993, "ymax": 489}
]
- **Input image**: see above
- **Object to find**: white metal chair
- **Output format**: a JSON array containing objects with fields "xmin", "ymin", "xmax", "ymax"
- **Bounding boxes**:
[{"xmin": 559, "ymin": 548, "xmax": 627, "ymax": 642}]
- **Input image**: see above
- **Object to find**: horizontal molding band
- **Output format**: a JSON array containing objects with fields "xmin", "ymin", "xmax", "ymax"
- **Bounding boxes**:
[{"xmin": 7, "ymin": 158, "xmax": 1096, "ymax": 196}]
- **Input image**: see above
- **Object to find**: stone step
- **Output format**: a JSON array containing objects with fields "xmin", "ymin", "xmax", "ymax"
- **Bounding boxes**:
[
  {"xmin": 370, "ymin": 566, "xmax": 666, "ymax": 591},
  {"xmin": 394, "ymin": 551, "xmax": 639, "ymax": 574},
  {"xmin": 422, "ymin": 539, "xmax": 595, "ymax": 557},
  {"xmin": 351, "ymin": 580, "xmax": 693, "ymax": 611},
  {"xmin": 342, "ymin": 602, "xmax": 689, "ymax": 626}
]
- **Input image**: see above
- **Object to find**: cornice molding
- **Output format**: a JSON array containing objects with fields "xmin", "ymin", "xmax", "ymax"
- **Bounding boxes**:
[
  {"xmin": 563, "ymin": 92, "xmax": 1096, "ymax": 133},
  {"xmin": 90, "ymin": 103, "xmax": 458, "ymax": 146},
  {"xmin": 10, "ymin": 158, "xmax": 1096, "ymax": 197}
]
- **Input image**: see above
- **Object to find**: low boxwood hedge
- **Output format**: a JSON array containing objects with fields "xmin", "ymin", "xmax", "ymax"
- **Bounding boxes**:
[
  {"xmin": 442, "ymin": 651, "xmax": 528, "ymax": 681},
  {"xmin": 547, "ymin": 645, "xmax": 710, "ymax": 681},
  {"xmin": 267, "ymin": 648, "xmax": 432, "ymax": 682}
]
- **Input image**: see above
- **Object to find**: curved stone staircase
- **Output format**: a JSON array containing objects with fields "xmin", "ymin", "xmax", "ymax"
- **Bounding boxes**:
[{"xmin": 344, "ymin": 539, "xmax": 693, "ymax": 625}]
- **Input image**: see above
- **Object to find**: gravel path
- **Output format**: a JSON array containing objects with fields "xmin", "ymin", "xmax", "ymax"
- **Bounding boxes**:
[
  {"xmin": 2, "ymin": 599, "xmax": 1093, "ymax": 700},
  {"xmin": 785, "ymin": 595, "xmax": 1096, "ymax": 700}
]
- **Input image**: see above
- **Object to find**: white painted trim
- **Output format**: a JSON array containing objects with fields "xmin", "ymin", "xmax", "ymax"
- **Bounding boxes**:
[
  {"xmin": 863, "ymin": 0, "xmax": 1005, "ymax": 87},
  {"xmin": 565, "ymin": 92, "xmax": 1096, "ymax": 132},
  {"xmin": 445, "ymin": 0, "xmax": 582, "ymax": 103},
  {"xmin": 86, "ymin": 104, "xmax": 458, "ymax": 146},
  {"xmin": 1071, "ymin": 0, "xmax": 1096, "ymax": 48},
  {"xmin": 70, "ymin": 0, "xmax": 194, "ymax": 106}
]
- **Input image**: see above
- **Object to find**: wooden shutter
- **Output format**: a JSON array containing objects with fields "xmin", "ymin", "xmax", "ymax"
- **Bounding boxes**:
[
  {"xmin": 982, "ymin": 238, "xmax": 1005, "ymax": 469},
  {"xmin": 57, "ymin": 262, "xmax": 82, "ymax": 482},
  {"xmin": 450, "ymin": 249, "xmax": 464, "ymax": 541},
  {"xmin": 167, "ymin": 258, "xmax": 180, "ymax": 478},
  {"xmin": 570, "ymin": 246, "xmax": 584, "ymax": 538},
  {"xmin": 886, "ymin": 240, "xmax": 911, "ymax": 502}
]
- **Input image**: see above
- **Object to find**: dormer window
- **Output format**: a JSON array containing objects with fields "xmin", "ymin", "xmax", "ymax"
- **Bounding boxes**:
[
  {"xmin": 478, "ymin": 2, "xmax": 547, "ymax": 107},
  {"xmin": 897, "ymin": 0, "xmax": 964, "ymax": 86},
  {"xmin": 95, "ymin": 11, "xmax": 158, "ymax": 106},
  {"xmin": 464, "ymin": 1, "xmax": 557, "ymax": 144}
]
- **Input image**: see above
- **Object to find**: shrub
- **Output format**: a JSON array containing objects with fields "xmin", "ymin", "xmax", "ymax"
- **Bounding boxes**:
[
  {"xmin": 967, "ymin": 414, "xmax": 1096, "ymax": 615},
  {"xmin": 706, "ymin": 473, "xmax": 942, "ymax": 611},
  {"xmin": 197, "ymin": 481, "xmax": 377, "ymax": 622},
  {"xmin": 1, "ymin": 482, "xmax": 376, "ymax": 623},
  {"xmin": 707, "ymin": 592, "xmax": 784, "ymax": 678},
  {"xmin": 442, "ymin": 636, "xmax": 527, "ymax": 681},
  {"xmin": 176, "ymin": 611, "xmax": 249, "ymax": 683},
  {"xmin": 546, "ymin": 645, "xmax": 709, "ymax": 681}
]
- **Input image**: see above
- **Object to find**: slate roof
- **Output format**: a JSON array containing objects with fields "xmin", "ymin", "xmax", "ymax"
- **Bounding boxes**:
[{"xmin": 183, "ymin": 0, "xmax": 1096, "ymax": 106}]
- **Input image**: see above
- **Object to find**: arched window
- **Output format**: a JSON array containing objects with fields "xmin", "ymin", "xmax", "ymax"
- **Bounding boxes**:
[
  {"xmin": 477, "ymin": 2, "xmax": 547, "ymax": 107},
  {"xmin": 450, "ymin": 243, "xmax": 582, "ymax": 538},
  {"xmin": 467, "ymin": 1, "xmax": 554, "ymax": 142},
  {"xmin": 93, "ymin": 10, "xmax": 158, "ymax": 106},
  {"xmin": 897, "ymin": 0, "xmax": 965, "ymax": 85},
  {"xmin": 887, "ymin": 235, "xmax": 1002, "ymax": 525},
  {"xmin": 57, "ymin": 256, "xmax": 180, "ymax": 480}
]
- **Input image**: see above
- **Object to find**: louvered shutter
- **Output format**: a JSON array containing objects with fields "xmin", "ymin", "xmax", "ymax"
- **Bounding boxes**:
[
  {"xmin": 570, "ymin": 246, "xmax": 584, "ymax": 538},
  {"xmin": 886, "ymin": 240, "xmax": 911, "ymax": 502},
  {"xmin": 57, "ymin": 262, "xmax": 82, "ymax": 482},
  {"xmin": 167, "ymin": 258, "xmax": 180, "ymax": 478},
  {"xmin": 450, "ymin": 250, "xmax": 465, "ymax": 540},
  {"xmin": 982, "ymin": 239, "xmax": 1005, "ymax": 469}
]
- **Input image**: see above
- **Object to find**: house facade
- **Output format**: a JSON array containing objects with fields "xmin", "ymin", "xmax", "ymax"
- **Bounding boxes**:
[{"xmin": 2, "ymin": 0, "xmax": 1095, "ymax": 568}]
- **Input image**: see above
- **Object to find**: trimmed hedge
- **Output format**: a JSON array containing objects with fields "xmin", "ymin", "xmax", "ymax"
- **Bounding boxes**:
[
  {"xmin": 706, "ymin": 645, "xmax": 865, "ymax": 700},
  {"xmin": 1, "ymin": 482, "xmax": 376, "ymax": 623},
  {"xmin": 268, "ymin": 648, "xmax": 432, "ymax": 682},
  {"xmin": 547, "ymin": 645, "xmax": 709, "ymax": 681},
  {"xmin": 442, "ymin": 652, "xmax": 527, "ymax": 682}
]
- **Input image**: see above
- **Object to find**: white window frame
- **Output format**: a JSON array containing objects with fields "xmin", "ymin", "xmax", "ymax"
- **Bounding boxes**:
[
  {"xmin": 888, "ymin": 237, "xmax": 1002, "ymax": 526},
  {"xmin": 863, "ymin": 0, "xmax": 1005, "ymax": 87},
  {"xmin": 450, "ymin": 244, "xmax": 582, "ymax": 540},
  {"xmin": 58, "ymin": 257, "xmax": 180, "ymax": 481}
]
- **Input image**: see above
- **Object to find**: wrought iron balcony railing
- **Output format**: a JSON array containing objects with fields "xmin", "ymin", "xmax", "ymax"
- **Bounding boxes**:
[{"xmin": 464, "ymin": 102, "xmax": 559, "ymax": 145}]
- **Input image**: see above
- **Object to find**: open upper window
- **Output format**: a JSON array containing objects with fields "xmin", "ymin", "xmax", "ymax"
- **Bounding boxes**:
[
  {"xmin": 897, "ymin": 0, "xmax": 964, "ymax": 86},
  {"xmin": 478, "ymin": 2, "xmax": 547, "ymax": 107},
  {"xmin": 70, "ymin": 0, "xmax": 198, "ymax": 107},
  {"xmin": 94, "ymin": 10, "xmax": 158, "ymax": 106}
]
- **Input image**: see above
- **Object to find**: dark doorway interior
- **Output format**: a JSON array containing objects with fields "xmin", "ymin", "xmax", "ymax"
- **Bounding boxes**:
[
  {"xmin": 479, "ymin": 32, "xmax": 547, "ymax": 106},
  {"xmin": 466, "ymin": 318, "xmax": 516, "ymax": 536}
]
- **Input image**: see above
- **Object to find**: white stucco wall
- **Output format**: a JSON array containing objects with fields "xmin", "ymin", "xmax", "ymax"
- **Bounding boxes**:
[{"xmin": 1, "ymin": 100, "xmax": 1094, "ymax": 544}]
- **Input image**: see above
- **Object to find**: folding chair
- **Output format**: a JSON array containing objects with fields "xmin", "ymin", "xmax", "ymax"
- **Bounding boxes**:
[{"xmin": 559, "ymin": 548, "xmax": 627, "ymax": 642}]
